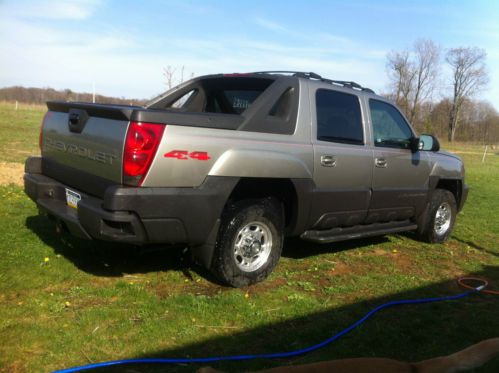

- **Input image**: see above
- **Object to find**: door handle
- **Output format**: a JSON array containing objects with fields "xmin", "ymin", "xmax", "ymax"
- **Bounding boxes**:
[
  {"xmin": 375, "ymin": 158, "xmax": 387, "ymax": 168},
  {"xmin": 321, "ymin": 155, "xmax": 336, "ymax": 167}
]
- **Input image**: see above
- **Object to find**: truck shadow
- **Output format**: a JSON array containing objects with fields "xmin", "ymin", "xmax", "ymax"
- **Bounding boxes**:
[
  {"xmin": 64, "ymin": 264, "xmax": 499, "ymax": 373},
  {"xmin": 452, "ymin": 236, "xmax": 499, "ymax": 258},
  {"xmin": 25, "ymin": 215, "xmax": 189, "ymax": 277},
  {"xmin": 25, "ymin": 215, "xmax": 389, "ymax": 281}
]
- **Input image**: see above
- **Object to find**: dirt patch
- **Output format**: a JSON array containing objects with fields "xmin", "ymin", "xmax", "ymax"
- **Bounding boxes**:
[
  {"xmin": 0, "ymin": 161, "xmax": 23, "ymax": 186},
  {"xmin": 390, "ymin": 252, "xmax": 413, "ymax": 272},
  {"xmin": 372, "ymin": 247, "xmax": 389, "ymax": 256},
  {"xmin": 0, "ymin": 360, "xmax": 25, "ymax": 373},
  {"xmin": 329, "ymin": 261, "xmax": 351, "ymax": 276}
]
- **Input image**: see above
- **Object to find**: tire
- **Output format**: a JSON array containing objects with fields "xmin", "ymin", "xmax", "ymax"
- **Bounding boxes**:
[
  {"xmin": 211, "ymin": 198, "xmax": 283, "ymax": 287},
  {"xmin": 417, "ymin": 189, "xmax": 457, "ymax": 243}
]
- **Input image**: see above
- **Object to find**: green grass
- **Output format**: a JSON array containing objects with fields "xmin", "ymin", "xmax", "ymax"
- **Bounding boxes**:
[
  {"xmin": 0, "ymin": 101, "xmax": 43, "ymax": 163},
  {"xmin": 0, "ymin": 102, "xmax": 498, "ymax": 372}
]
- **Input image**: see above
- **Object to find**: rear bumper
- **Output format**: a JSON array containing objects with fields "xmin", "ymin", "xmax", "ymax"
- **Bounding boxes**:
[{"xmin": 24, "ymin": 157, "xmax": 237, "ymax": 248}]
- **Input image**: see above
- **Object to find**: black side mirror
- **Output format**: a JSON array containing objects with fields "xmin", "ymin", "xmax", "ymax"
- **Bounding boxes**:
[{"xmin": 418, "ymin": 134, "xmax": 440, "ymax": 152}]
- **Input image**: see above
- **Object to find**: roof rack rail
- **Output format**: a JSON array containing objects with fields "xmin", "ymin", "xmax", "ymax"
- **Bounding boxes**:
[
  {"xmin": 252, "ymin": 71, "xmax": 375, "ymax": 93},
  {"xmin": 253, "ymin": 71, "xmax": 323, "ymax": 79}
]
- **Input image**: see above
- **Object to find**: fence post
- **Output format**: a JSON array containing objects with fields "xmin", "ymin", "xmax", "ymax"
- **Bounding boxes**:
[{"xmin": 482, "ymin": 145, "xmax": 488, "ymax": 163}]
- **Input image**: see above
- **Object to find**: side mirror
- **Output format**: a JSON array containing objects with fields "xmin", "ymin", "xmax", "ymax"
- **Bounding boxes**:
[{"xmin": 418, "ymin": 134, "xmax": 440, "ymax": 152}]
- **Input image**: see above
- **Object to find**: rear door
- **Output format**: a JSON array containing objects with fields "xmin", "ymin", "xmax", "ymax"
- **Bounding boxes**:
[
  {"xmin": 367, "ymin": 99, "xmax": 430, "ymax": 222},
  {"xmin": 309, "ymin": 86, "xmax": 373, "ymax": 229}
]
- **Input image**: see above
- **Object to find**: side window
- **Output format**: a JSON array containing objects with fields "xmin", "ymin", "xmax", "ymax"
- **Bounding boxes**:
[
  {"xmin": 369, "ymin": 99, "xmax": 414, "ymax": 149},
  {"xmin": 167, "ymin": 89, "xmax": 197, "ymax": 109},
  {"xmin": 315, "ymin": 89, "xmax": 364, "ymax": 145}
]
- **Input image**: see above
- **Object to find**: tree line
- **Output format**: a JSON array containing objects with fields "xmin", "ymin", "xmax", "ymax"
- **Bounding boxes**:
[
  {"xmin": 0, "ymin": 86, "xmax": 147, "ymax": 106},
  {"xmin": 385, "ymin": 39, "xmax": 497, "ymax": 143}
]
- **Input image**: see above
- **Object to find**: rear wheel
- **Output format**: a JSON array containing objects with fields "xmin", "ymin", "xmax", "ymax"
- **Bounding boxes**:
[
  {"xmin": 417, "ymin": 189, "xmax": 457, "ymax": 243},
  {"xmin": 211, "ymin": 198, "xmax": 283, "ymax": 287}
]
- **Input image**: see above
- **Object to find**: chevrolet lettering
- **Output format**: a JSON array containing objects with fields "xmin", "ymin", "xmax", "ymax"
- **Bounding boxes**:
[{"xmin": 44, "ymin": 137, "xmax": 117, "ymax": 165}]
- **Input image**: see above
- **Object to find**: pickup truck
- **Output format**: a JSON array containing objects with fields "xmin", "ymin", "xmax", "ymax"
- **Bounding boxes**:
[{"xmin": 24, "ymin": 71, "xmax": 468, "ymax": 287}]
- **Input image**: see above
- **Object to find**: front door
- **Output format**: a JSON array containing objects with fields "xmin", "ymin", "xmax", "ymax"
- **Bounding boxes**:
[{"xmin": 367, "ymin": 99, "xmax": 430, "ymax": 223}]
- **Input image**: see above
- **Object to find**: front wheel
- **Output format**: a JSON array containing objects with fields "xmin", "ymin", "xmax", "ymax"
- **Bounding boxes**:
[
  {"xmin": 211, "ymin": 198, "xmax": 283, "ymax": 287},
  {"xmin": 417, "ymin": 189, "xmax": 457, "ymax": 243}
]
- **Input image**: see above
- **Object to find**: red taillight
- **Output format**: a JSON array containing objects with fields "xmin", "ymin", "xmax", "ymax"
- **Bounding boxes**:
[
  {"xmin": 39, "ymin": 112, "xmax": 52, "ymax": 151},
  {"xmin": 123, "ymin": 121, "xmax": 165, "ymax": 186}
]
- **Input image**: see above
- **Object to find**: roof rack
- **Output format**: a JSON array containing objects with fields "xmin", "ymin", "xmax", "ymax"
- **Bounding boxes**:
[{"xmin": 252, "ymin": 71, "xmax": 375, "ymax": 94}]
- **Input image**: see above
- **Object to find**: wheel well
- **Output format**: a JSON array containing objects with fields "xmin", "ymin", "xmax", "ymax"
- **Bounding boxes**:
[
  {"xmin": 227, "ymin": 178, "xmax": 297, "ymax": 231},
  {"xmin": 436, "ymin": 179, "xmax": 462, "ymax": 206}
]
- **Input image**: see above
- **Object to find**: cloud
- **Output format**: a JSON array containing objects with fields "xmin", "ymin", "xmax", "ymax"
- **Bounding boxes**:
[
  {"xmin": 254, "ymin": 17, "xmax": 290, "ymax": 33},
  {"xmin": 0, "ymin": 7, "xmax": 392, "ymax": 100},
  {"xmin": 4, "ymin": 0, "xmax": 102, "ymax": 20}
]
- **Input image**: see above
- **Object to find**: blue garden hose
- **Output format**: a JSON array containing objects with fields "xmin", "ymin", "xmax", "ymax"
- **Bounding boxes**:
[{"xmin": 53, "ymin": 282, "xmax": 486, "ymax": 373}]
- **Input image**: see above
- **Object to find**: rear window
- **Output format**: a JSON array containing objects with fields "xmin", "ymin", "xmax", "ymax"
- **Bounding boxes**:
[
  {"xmin": 151, "ymin": 77, "xmax": 274, "ymax": 115},
  {"xmin": 221, "ymin": 90, "xmax": 263, "ymax": 114},
  {"xmin": 203, "ymin": 78, "xmax": 273, "ymax": 114}
]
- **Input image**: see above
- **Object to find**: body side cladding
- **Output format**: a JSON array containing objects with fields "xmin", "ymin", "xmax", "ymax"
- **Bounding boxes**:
[
  {"xmin": 416, "ymin": 154, "xmax": 468, "ymax": 219},
  {"xmin": 225, "ymin": 178, "xmax": 302, "ymax": 235},
  {"xmin": 426, "ymin": 175, "xmax": 467, "ymax": 213},
  {"xmin": 190, "ymin": 176, "xmax": 312, "ymax": 266},
  {"xmin": 289, "ymin": 179, "xmax": 314, "ymax": 235}
]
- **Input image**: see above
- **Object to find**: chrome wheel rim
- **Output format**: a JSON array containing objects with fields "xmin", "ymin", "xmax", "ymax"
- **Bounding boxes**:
[
  {"xmin": 434, "ymin": 202, "xmax": 452, "ymax": 235},
  {"xmin": 233, "ymin": 221, "xmax": 272, "ymax": 272}
]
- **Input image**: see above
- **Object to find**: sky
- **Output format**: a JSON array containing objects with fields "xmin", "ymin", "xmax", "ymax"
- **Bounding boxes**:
[{"xmin": 1, "ymin": 0, "xmax": 498, "ymax": 106}]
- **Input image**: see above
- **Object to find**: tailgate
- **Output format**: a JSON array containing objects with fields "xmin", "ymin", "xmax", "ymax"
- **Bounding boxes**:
[{"xmin": 41, "ymin": 102, "xmax": 135, "ymax": 197}]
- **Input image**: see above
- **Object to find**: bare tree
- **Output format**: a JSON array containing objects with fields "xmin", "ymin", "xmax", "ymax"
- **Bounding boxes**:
[
  {"xmin": 163, "ymin": 65, "xmax": 178, "ymax": 90},
  {"xmin": 386, "ymin": 50, "xmax": 414, "ymax": 118},
  {"xmin": 386, "ymin": 39, "xmax": 441, "ymax": 129},
  {"xmin": 446, "ymin": 47, "xmax": 489, "ymax": 142},
  {"xmin": 163, "ymin": 65, "xmax": 194, "ymax": 90},
  {"xmin": 409, "ymin": 39, "xmax": 440, "ymax": 125}
]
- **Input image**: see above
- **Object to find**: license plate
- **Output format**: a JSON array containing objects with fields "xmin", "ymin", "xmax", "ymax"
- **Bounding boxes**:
[{"xmin": 65, "ymin": 188, "xmax": 81, "ymax": 209}]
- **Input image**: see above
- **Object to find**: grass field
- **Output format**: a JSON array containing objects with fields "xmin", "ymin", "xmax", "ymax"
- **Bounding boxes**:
[{"xmin": 0, "ymin": 102, "xmax": 498, "ymax": 372}]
